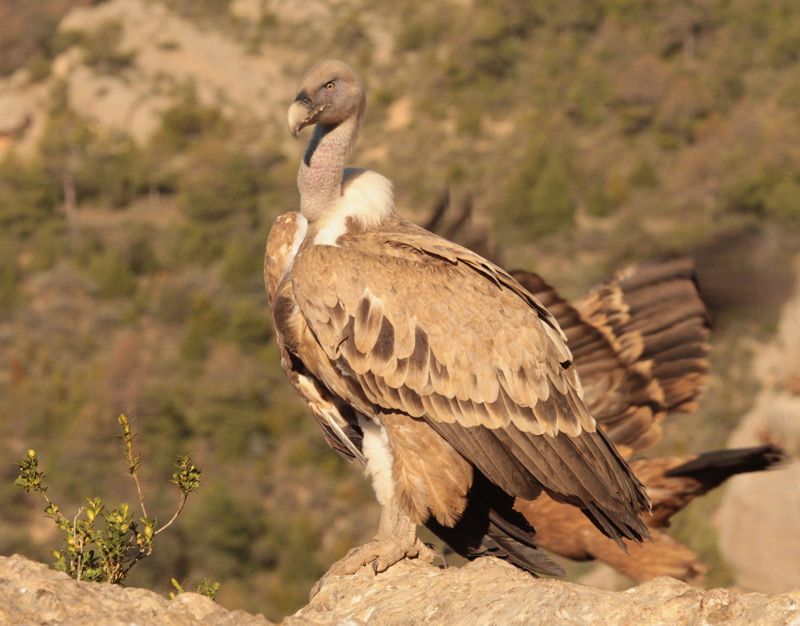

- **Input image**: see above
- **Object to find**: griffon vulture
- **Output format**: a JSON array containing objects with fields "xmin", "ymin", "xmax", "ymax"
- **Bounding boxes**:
[{"xmin": 266, "ymin": 59, "xmax": 653, "ymax": 584}]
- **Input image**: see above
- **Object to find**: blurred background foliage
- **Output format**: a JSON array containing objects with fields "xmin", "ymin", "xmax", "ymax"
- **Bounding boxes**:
[{"xmin": 1, "ymin": 0, "xmax": 800, "ymax": 621}]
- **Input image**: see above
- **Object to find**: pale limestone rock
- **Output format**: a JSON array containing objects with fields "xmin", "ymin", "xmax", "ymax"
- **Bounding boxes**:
[
  {"xmin": 289, "ymin": 558, "xmax": 800, "ymax": 626},
  {"xmin": 0, "ymin": 93, "xmax": 30, "ymax": 135},
  {"xmin": 0, "ymin": 554, "xmax": 273, "ymax": 625},
  {"xmin": 53, "ymin": 0, "xmax": 288, "ymax": 144},
  {"xmin": 3, "ymin": 553, "xmax": 799, "ymax": 625},
  {"xmin": 0, "ymin": 74, "xmax": 51, "ymax": 158},
  {"xmin": 231, "ymin": 0, "xmax": 267, "ymax": 22},
  {"xmin": 716, "ymin": 262, "xmax": 800, "ymax": 593}
]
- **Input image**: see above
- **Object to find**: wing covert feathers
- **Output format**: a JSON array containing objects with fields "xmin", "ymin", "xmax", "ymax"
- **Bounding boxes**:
[
  {"xmin": 292, "ymin": 217, "xmax": 594, "ymax": 439},
  {"xmin": 290, "ymin": 216, "xmax": 650, "ymax": 546}
]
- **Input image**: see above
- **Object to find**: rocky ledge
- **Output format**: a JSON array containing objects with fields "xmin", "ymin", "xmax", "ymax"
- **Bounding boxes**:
[{"xmin": 2, "ymin": 554, "xmax": 799, "ymax": 625}]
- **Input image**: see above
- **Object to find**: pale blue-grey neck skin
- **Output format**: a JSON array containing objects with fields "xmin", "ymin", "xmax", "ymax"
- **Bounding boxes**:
[{"xmin": 298, "ymin": 112, "xmax": 363, "ymax": 223}]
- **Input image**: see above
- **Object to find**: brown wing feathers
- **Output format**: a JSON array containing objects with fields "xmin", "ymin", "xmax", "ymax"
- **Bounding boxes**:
[
  {"xmin": 513, "ymin": 259, "xmax": 710, "ymax": 455},
  {"xmin": 516, "ymin": 444, "xmax": 786, "ymax": 582},
  {"xmin": 292, "ymin": 222, "xmax": 651, "ymax": 548},
  {"xmin": 269, "ymin": 208, "xmax": 740, "ymax": 580},
  {"xmin": 575, "ymin": 259, "xmax": 710, "ymax": 423},
  {"xmin": 431, "ymin": 421, "xmax": 650, "ymax": 547}
]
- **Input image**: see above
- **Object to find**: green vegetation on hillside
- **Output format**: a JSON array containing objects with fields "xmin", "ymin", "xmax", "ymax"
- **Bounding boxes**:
[{"xmin": 1, "ymin": 0, "xmax": 800, "ymax": 620}]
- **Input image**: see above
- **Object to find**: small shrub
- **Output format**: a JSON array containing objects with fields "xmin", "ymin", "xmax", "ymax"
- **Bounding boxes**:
[
  {"xmin": 166, "ymin": 223, "xmax": 225, "ymax": 268},
  {"xmin": 15, "ymin": 415, "xmax": 202, "ymax": 585},
  {"xmin": 179, "ymin": 295, "xmax": 224, "ymax": 361},
  {"xmin": 722, "ymin": 166, "xmax": 781, "ymax": 215},
  {"xmin": 629, "ymin": 158, "xmax": 660, "ymax": 188},
  {"xmin": 0, "ymin": 157, "xmax": 60, "ymax": 236},
  {"xmin": 765, "ymin": 176, "xmax": 800, "ymax": 221},
  {"xmin": 500, "ymin": 154, "xmax": 575, "ymax": 238},
  {"xmin": 525, "ymin": 158, "xmax": 575, "ymax": 236},
  {"xmin": 25, "ymin": 51, "xmax": 52, "ymax": 82},
  {"xmin": 586, "ymin": 184, "xmax": 614, "ymax": 218},
  {"xmin": 0, "ymin": 261, "xmax": 19, "ymax": 310},
  {"xmin": 121, "ymin": 229, "xmax": 160, "ymax": 276},
  {"xmin": 177, "ymin": 146, "xmax": 261, "ymax": 223},
  {"xmin": 220, "ymin": 243, "xmax": 263, "ymax": 292},
  {"xmin": 169, "ymin": 577, "xmax": 221, "ymax": 600},
  {"xmin": 151, "ymin": 280, "xmax": 194, "ymax": 324},
  {"xmin": 75, "ymin": 135, "xmax": 152, "ymax": 209},
  {"xmin": 160, "ymin": 0, "xmax": 233, "ymax": 22},
  {"xmin": 180, "ymin": 318, "xmax": 211, "ymax": 362},
  {"xmin": 153, "ymin": 85, "xmax": 228, "ymax": 154}
]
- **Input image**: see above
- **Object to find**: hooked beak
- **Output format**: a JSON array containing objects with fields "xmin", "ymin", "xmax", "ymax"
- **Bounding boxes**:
[{"xmin": 287, "ymin": 91, "xmax": 316, "ymax": 139}]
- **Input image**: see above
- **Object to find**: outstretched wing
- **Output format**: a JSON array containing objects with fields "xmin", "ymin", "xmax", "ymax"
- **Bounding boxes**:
[
  {"xmin": 512, "ymin": 259, "xmax": 710, "ymax": 455},
  {"xmin": 575, "ymin": 259, "xmax": 710, "ymax": 421},
  {"xmin": 291, "ymin": 216, "xmax": 650, "ymax": 545}
]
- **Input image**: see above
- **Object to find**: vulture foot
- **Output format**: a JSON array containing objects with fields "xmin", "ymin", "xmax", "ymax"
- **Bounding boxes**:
[{"xmin": 309, "ymin": 501, "xmax": 442, "ymax": 599}]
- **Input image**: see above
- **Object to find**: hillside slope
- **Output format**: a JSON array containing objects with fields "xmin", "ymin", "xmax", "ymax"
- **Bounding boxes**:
[{"xmin": 1, "ymin": 0, "xmax": 799, "ymax": 620}]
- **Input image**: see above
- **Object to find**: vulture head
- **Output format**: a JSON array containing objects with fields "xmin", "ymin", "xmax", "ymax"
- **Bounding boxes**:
[{"xmin": 287, "ymin": 59, "xmax": 366, "ymax": 138}]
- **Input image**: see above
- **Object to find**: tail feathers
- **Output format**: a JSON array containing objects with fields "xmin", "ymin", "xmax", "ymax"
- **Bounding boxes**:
[
  {"xmin": 484, "ymin": 515, "xmax": 566, "ymax": 577},
  {"xmin": 425, "ymin": 472, "xmax": 565, "ymax": 577},
  {"xmin": 664, "ymin": 444, "xmax": 787, "ymax": 490},
  {"xmin": 581, "ymin": 501, "xmax": 651, "ymax": 552}
]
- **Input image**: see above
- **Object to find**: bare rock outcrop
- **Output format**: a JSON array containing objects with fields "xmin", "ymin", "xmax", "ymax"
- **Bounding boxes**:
[
  {"xmin": 0, "ymin": 0, "xmax": 294, "ymax": 158},
  {"xmin": 2, "ymin": 554, "xmax": 799, "ymax": 626},
  {"xmin": 717, "ymin": 257, "xmax": 800, "ymax": 593},
  {"xmin": 0, "ymin": 93, "xmax": 30, "ymax": 136},
  {"xmin": 0, "ymin": 554, "xmax": 273, "ymax": 626}
]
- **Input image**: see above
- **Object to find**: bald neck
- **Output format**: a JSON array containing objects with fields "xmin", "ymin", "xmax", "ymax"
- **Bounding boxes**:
[{"xmin": 299, "ymin": 112, "xmax": 364, "ymax": 222}]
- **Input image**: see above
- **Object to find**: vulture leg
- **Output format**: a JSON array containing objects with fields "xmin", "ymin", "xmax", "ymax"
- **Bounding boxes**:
[{"xmin": 309, "ymin": 498, "xmax": 440, "ymax": 599}]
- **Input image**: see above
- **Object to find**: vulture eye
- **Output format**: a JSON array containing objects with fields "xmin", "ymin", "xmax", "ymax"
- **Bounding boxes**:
[{"xmin": 325, "ymin": 81, "xmax": 336, "ymax": 91}]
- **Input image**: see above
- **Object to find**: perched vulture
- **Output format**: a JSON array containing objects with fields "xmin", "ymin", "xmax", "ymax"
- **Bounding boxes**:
[
  {"xmin": 266, "ymin": 59, "xmax": 652, "ymax": 586},
  {"xmin": 266, "ymin": 60, "xmax": 781, "ymax": 589}
]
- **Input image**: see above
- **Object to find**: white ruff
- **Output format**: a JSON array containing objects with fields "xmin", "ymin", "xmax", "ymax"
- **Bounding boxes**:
[
  {"xmin": 358, "ymin": 415, "xmax": 394, "ymax": 507},
  {"xmin": 313, "ymin": 168, "xmax": 394, "ymax": 246}
]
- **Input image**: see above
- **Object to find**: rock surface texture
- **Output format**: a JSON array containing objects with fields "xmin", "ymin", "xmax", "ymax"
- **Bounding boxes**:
[
  {"xmin": 0, "ymin": 554, "xmax": 273, "ymax": 626},
  {"xmin": 717, "ymin": 258, "xmax": 800, "ymax": 593},
  {"xmin": 2, "ymin": 554, "xmax": 799, "ymax": 626}
]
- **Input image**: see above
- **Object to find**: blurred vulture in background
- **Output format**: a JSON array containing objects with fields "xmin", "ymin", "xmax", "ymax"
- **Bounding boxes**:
[{"xmin": 429, "ymin": 193, "xmax": 785, "ymax": 583}]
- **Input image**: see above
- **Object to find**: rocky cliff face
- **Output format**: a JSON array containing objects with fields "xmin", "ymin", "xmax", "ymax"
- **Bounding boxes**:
[
  {"xmin": 716, "ymin": 257, "xmax": 800, "ymax": 593},
  {"xmin": 0, "ymin": 554, "xmax": 273, "ymax": 626},
  {"xmin": 2, "ymin": 554, "xmax": 799, "ymax": 626},
  {"xmin": 0, "ymin": 0, "xmax": 294, "ymax": 157}
]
